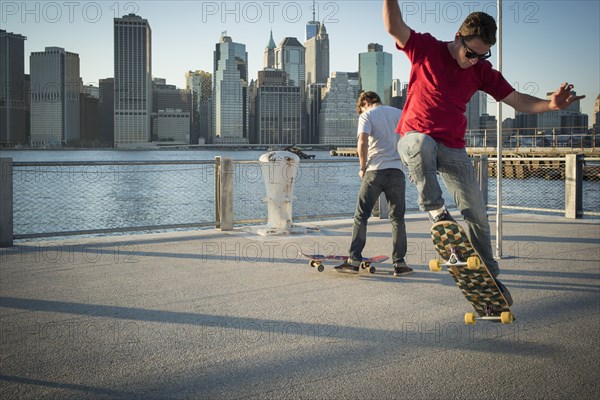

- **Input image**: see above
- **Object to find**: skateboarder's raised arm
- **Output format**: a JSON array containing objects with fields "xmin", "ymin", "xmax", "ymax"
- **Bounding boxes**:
[
  {"xmin": 502, "ymin": 82, "xmax": 585, "ymax": 114},
  {"xmin": 383, "ymin": 0, "xmax": 411, "ymax": 48}
]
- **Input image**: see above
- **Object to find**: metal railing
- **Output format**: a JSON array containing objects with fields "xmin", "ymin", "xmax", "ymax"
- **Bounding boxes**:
[
  {"xmin": 0, "ymin": 154, "xmax": 598, "ymax": 244},
  {"xmin": 465, "ymin": 126, "xmax": 599, "ymax": 149}
]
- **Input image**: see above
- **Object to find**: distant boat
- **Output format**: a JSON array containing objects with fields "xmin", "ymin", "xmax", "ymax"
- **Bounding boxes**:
[{"xmin": 283, "ymin": 145, "xmax": 316, "ymax": 159}]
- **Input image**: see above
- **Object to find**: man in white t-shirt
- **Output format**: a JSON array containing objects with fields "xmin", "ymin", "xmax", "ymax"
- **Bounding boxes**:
[{"xmin": 335, "ymin": 91, "xmax": 413, "ymax": 277}]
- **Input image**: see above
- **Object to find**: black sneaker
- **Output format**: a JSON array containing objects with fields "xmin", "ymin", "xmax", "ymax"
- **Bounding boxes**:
[
  {"xmin": 393, "ymin": 262, "xmax": 414, "ymax": 277},
  {"xmin": 430, "ymin": 209, "xmax": 455, "ymax": 224},
  {"xmin": 334, "ymin": 262, "xmax": 359, "ymax": 273},
  {"xmin": 495, "ymin": 278, "xmax": 514, "ymax": 306}
]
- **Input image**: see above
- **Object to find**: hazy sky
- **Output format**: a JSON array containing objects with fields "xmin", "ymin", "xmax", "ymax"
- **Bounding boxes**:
[{"xmin": 3, "ymin": 0, "xmax": 599, "ymax": 118}]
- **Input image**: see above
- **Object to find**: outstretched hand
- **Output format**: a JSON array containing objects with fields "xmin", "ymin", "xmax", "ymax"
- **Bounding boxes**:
[{"xmin": 549, "ymin": 83, "xmax": 586, "ymax": 110}]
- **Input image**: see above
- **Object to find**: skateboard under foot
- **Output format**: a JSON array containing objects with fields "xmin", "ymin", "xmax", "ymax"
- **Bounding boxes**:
[
  {"xmin": 299, "ymin": 253, "xmax": 388, "ymax": 273},
  {"xmin": 430, "ymin": 220, "xmax": 515, "ymax": 325}
]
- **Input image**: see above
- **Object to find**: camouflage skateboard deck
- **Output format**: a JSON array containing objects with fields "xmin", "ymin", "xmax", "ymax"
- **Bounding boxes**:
[
  {"xmin": 298, "ymin": 253, "xmax": 388, "ymax": 273},
  {"xmin": 430, "ymin": 221, "xmax": 515, "ymax": 325}
]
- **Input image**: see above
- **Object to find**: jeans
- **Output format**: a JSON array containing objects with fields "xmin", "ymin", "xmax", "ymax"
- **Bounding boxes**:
[
  {"xmin": 349, "ymin": 169, "xmax": 407, "ymax": 265},
  {"xmin": 397, "ymin": 131, "xmax": 499, "ymax": 276}
]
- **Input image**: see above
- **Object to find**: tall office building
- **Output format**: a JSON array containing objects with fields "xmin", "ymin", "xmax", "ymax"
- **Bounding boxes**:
[
  {"xmin": 274, "ymin": 38, "xmax": 305, "ymax": 87},
  {"xmin": 304, "ymin": 21, "xmax": 329, "ymax": 144},
  {"xmin": 186, "ymin": 70, "xmax": 212, "ymax": 144},
  {"xmin": 391, "ymin": 79, "xmax": 407, "ymax": 109},
  {"xmin": 304, "ymin": 22, "xmax": 329, "ymax": 86},
  {"xmin": 30, "ymin": 47, "xmax": 81, "ymax": 146},
  {"xmin": 319, "ymin": 72, "xmax": 361, "ymax": 145},
  {"xmin": 306, "ymin": 0, "xmax": 319, "ymax": 41},
  {"xmin": 0, "ymin": 30, "xmax": 28, "ymax": 146},
  {"xmin": 98, "ymin": 78, "xmax": 114, "ymax": 146},
  {"xmin": 213, "ymin": 34, "xmax": 248, "ymax": 144},
  {"xmin": 253, "ymin": 69, "xmax": 302, "ymax": 145},
  {"xmin": 465, "ymin": 91, "xmax": 487, "ymax": 130},
  {"xmin": 114, "ymin": 13, "xmax": 152, "ymax": 148},
  {"xmin": 359, "ymin": 43, "xmax": 392, "ymax": 105},
  {"xmin": 80, "ymin": 87, "xmax": 100, "ymax": 145}
]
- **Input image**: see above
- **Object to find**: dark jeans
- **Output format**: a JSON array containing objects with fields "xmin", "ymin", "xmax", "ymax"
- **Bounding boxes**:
[{"xmin": 349, "ymin": 169, "xmax": 407, "ymax": 265}]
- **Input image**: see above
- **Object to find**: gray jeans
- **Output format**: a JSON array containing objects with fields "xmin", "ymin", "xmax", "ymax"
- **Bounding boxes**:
[
  {"xmin": 349, "ymin": 169, "xmax": 407, "ymax": 265},
  {"xmin": 397, "ymin": 131, "xmax": 499, "ymax": 276}
]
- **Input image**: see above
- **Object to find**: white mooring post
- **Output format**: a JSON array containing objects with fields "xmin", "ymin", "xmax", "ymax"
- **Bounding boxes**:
[
  {"xmin": 258, "ymin": 151, "xmax": 299, "ymax": 235},
  {"xmin": 565, "ymin": 154, "xmax": 583, "ymax": 219},
  {"xmin": 257, "ymin": 151, "xmax": 318, "ymax": 236}
]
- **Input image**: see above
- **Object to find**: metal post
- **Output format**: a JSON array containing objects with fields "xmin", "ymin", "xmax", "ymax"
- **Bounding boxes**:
[
  {"xmin": 565, "ymin": 154, "xmax": 583, "ymax": 219},
  {"xmin": 0, "ymin": 158, "xmax": 13, "ymax": 247},
  {"xmin": 495, "ymin": 0, "xmax": 503, "ymax": 259}
]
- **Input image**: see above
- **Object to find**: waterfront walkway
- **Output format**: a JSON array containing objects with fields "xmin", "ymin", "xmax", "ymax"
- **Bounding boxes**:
[{"xmin": 1, "ymin": 213, "xmax": 599, "ymax": 399}]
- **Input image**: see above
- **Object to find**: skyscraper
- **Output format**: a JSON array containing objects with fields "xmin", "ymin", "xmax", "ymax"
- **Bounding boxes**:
[
  {"xmin": 213, "ymin": 34, "xmax": 248, "ymax": 144},
  {"xmin": 465, "ymin": 91, "xmax": 487, "ymax": 131},
  {"xmin": 319, "ymin": 72, "xmax": 361, "ymax": 145},
  {"xmin": 98, "ymin": 78, "xmax": 114, "ymax": 146},
  {"xmin": 274, "ymin": 38, "xmax": 305, "ymax": 88},
  {"xmin": 0, "ymin": 29, "xmax": 27, "ymax": 146},
  {"xmin": 114, "ymin": 14, "xmax": 152, "ymax": 148},
  {"xmin": 391, "ymin": 79, "xmax": 407, "ymax": 109},
  {"xmin": 304, "ymin": 22, "xmax": 329, "ymax": 86},
  {"xmin": 359, "ymin": 43, "xmax": 392, "ymax": 105},
  {"xmin": 304, "ymin": 22, "xmax": 329, "ymax": 144},
  {"xmin": 30, "ymin": 47, "xmax": 81, "ymax": 146},
  {"xmin": 305, "ymin": 0, "xmax": 319, "ymax": 41},
  {"xmin": 253, "ymin": 69, "xmax": 302, "ymax": 145},
  {"xmin": 186, "ymin": 70, "xmax": 212, "ymax": 144}
]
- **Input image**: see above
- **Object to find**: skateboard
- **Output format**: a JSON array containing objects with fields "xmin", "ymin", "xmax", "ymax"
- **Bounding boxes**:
[
  {"xmin": 429, "ymin": 221, "xmax": 515, "ymax": 325},
  {"xmin": 299, "ymin": 253, "xmax": 388, "ymax": 273}
]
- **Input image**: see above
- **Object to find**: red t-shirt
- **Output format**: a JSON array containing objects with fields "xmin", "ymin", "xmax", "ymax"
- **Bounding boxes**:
[{"xmin": 397, "ymin": 30, "xmax": 514, "ymax": 148}]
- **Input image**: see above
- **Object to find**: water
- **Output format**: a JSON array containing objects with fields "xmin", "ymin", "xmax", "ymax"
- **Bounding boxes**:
[{"xmin": 1, "ymin": 149, "xmax": 598, "ymax": 237}]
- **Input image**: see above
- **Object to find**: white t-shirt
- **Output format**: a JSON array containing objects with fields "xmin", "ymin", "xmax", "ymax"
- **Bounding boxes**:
[{"xmin": 357, "ymin": 105, "xmax": 405, "ymax": 172}]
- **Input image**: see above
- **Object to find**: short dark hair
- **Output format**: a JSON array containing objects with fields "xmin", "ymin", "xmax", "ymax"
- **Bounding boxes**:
[
  {"xmin": 459, "ymin": 12, "xmax": 497, "ymax": 45},
  {"xmin": 356, "ymin": 91, "xmax": 381, "ymax": 114}
]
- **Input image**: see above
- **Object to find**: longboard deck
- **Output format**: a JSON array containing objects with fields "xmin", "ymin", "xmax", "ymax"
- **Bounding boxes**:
[
  {"xmin": 298, "ymin": 253, "xmax": 389, "ymax": 273},
  {"xmin": 431, "ymin": 221, "xmax": 514, "ymax": 324}
]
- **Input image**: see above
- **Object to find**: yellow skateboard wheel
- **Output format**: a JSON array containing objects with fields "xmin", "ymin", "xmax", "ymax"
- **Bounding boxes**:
[
  {"xmin": 464, "ymin": 312, "xmax": 476, "ymax": 325},
  {"xmin": 467, "ymin": 256, "xmax": 481, "ymax": 270},
  {"xmin": 429, "ymin": 259, "xmax": 442, "ymax": 272},
  {"xmin": 500, "ymin": 311, "xmax": 514, "ymax": 324}
]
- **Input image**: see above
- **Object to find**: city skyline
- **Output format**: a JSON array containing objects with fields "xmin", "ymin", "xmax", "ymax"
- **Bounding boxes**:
[{"xmin": 2, "ymin": 0, "xmax": 599, "ymax": 120}]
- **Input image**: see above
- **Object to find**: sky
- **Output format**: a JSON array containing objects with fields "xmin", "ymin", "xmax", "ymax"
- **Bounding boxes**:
[{"xmin": 3, "ymin": 0, "xmax": 599, "ymax": 119}]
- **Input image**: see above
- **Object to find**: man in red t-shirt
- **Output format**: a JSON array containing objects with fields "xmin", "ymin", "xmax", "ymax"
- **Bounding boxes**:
[{"xmin": 383, "ymin": 0, "xmax": 585, "ymax": 301}]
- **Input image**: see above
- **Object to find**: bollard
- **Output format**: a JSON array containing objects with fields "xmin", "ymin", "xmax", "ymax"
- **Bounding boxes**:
[
  {"xmin": 258, "ymin": 151, "xmax": 299, "ymax": 233},
  {"xmin": 215, "ymin": 156, "xmax": 234, "ymax": 231},
  {"xmin": 565, "ymin": 154, "xmax": 583, "ymax": 219}
]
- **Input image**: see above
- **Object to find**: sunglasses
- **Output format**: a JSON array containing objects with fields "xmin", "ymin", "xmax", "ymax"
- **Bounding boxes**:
[{"xmin": 460, "ymin": 35, "xmax": 492, "ymax": 60}]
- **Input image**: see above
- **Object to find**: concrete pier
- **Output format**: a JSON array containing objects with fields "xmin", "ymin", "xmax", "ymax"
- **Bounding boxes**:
[{"xmin": 0, "ymin": 213, "xmax": 598, "ymax": 399}]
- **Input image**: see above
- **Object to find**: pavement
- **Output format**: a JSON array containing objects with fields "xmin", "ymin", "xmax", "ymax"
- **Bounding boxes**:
[{"xmin": 1, "ymin": 212, "xmax": 599, "ymax": 399}]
